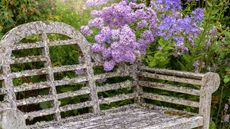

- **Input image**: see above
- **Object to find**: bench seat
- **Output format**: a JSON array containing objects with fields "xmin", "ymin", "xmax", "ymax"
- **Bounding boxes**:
[{"xmin": 37, "ymin": 105, "xmax": 203, "ymax": 129}]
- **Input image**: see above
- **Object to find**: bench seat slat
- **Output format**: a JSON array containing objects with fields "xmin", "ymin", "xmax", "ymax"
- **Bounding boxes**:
[
  {"xmin": 144, "ymin": 116, "xmax": 203, "ymax": 129},
  {"xmin": 35, "ymin": 105, "xmax": 202, "ymax": 129},
  {"xmin": 97, "ymin": 80, "xmax": 132, "ymax": 92},
  {"xmin": 141, "ymin": 93, "xmax": 200, "ymax": 108},
  {"xmin": 99, "ymin": 93, "xmax": 136, "ymax": 104},
  {"xmin": 139, "ymin": 81, "xmax": 200, "ymax": 96},
  {"xmin": 53, "ymin": 64, "xmax": 86, "ymax": 73},
  {"xmin": 140, "ymin": 72, "xmax": 202, "ymax": 85}
]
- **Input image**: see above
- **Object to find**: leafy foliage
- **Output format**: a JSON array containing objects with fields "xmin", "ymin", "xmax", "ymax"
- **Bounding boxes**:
[{"xmin": 0, "ymin": 0, "xmax": 55, "ymax": 35}]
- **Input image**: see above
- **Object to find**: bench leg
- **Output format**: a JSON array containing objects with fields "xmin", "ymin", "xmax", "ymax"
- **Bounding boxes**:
[{"xmin": 0, "ymin": 109, "xmax": 28, "ymax": 129}]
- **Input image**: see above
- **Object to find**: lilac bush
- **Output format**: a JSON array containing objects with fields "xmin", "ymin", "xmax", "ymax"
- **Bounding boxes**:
[
  {"xmin": 81, "ymin": 1, "xmax": 157, "ymax": 71},
  {"xmin": 81, "ymin": 0, "xmax": 204, "ymax": 71}
]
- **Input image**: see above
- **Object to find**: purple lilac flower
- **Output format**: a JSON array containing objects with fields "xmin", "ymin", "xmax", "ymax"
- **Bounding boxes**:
[
  {"xmin": 88, "ymin": 18, "xmax": 104, "ymax": 28},
  {"xmin": 104, "ymin": 60, "xmax": 116, "ymax": 71},
  {"xmin": 102, "ymin": 48, "xmax": 112, "ymax": 59},
  {"xmin": 91, "ymin": 44, "xmax": 105, "ymax": 52},
  {"xmin": 150, "ymin": 0, "xmax": 182, "ymax": 13},
  {"xmin": 80, "ymin": 26, "xmax": 93, "ymax": 36},
  {"xmin": 91, "ymin": 10, "xmax": 102, "ymax": 17},
  {"xmin": 101, "ymin": 26, "xmax": 111, "ymax": 37},
  {"xmin": 95, "ymin": 34, "xmax": 107, "ymax": 43},
  {"xmin": 223, "ymin": 115, "xmax": 230, "ymax": 122},
  {"xmin": 81, "ymin": 1, "xmax": 158, "ymax": 71},
  {"xmin": 86, "ymin": 0, "xmax": 109, "ymax": 7},
  {"xmin": 191, "ymin": 8, "xmax": 204, "ymax": 21},
  {"xmin": 137, "ymin": 20, "xmax": 148, "ymax": 28},
  {"xmin": 224, "ymin": 104, "xmax": 229, "ymax": 111}
]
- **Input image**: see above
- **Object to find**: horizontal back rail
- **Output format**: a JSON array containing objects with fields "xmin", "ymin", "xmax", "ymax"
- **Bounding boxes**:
[{"xmin": 139, "ymin": 66, "xmax": 204, "ymax": 110}]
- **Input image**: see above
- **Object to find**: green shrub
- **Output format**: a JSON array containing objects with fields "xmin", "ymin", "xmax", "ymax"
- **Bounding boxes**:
[{"xmin": 0, "ymin": 0, "xmax": 55, "ymax": 35}]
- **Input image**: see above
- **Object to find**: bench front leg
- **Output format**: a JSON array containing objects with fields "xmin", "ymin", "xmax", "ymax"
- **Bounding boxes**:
[
  {"xmin": 199, "ymin": 72, "xmax": 220, "ymax": 129},
  {"xmin": 0, "ymin": 103, "xmax": 28, "ymax": 129}
]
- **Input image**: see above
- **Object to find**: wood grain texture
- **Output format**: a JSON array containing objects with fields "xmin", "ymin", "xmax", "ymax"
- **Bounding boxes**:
[{"xmin": 37, "ymin": 105, "xmax": 203, "ymax": 129}]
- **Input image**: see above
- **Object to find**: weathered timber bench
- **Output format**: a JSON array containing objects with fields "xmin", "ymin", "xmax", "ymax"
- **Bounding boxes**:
[{"xmin": 0, "ymin": 21, "xmax": 220, "ymax": 129}]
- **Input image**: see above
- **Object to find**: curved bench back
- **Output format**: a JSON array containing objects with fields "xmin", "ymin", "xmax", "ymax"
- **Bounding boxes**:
[
  {"xmin": 0, "ymin": 21, "xmax": 97, "ymax": 125},
  {"xmin": 0, "ymin": 21, "xmax": 135, "ymax": 126}
]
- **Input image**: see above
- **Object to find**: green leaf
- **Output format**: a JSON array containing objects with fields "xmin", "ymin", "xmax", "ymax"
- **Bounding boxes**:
[{"xmin": 209, "ymin": 120, "xmax": 216, "ymax": 129}]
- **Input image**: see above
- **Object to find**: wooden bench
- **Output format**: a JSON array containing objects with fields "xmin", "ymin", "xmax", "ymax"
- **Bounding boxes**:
[{"xmin": 0, "ymin": 21, "xmax": 220, "ymax": 129}]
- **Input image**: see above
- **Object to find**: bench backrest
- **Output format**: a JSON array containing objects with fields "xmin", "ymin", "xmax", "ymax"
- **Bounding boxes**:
[
  {"xmin": 138, "ymin": 66, "xmax": 220, "ymax": 128},
  {"xmin": 0, "ymin": 21, "xmax": 135, "ymax": 126}
]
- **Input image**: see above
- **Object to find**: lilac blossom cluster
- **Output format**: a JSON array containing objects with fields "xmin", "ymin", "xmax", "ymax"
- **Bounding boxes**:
[
  {"xmin": 81, "ymin": 0, "xmax": 204, "ymax": 71},
  {"xmin": 81, "ymin": 1, "xmax": 157, "ymax": 71},
  {"xmin": 150, "ymin": 0, "xmax": 204, "ymax": 56}
]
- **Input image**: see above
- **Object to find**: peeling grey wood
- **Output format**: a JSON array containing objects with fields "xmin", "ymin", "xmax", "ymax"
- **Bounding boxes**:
[
  {"xmin": 52, "ymin": 64, "xmax": 86, "ymax": 73},
  {"xmin": 54, "ymin": 76, "xmax": 88, "ymax": 86},
  {"xmin": 10, "ymin": 68, "xmax": 48, "ymax": 78},
  {"xmin": 199, "ymin": 72, "xmax": 220, "ymax": 129},
  {"xmin": 84, "ymin": 44, "xmax": 100, "ymax": 114},
  {"xmin": 0, "ymin": 108, "xmax": 28, "ymax": 129},
  {"xmin": 140, "ymin": 66, "xmax": 204, "ymax": 80},
  {"xmin": 16, "ymin": 88, "xmax": 90, "ymax": 106},
  {"xmin": 144, "ymin": 116, "xmax": 203, "ymax": 129},
  {"xmin": 41, "ymin": 33, "xmax": 61, "ymax": 121},
  {"xmin": 10, "ymin": 55, "xmax": 47, "ymax": 64},
  {"xmin": 25, "ymin": 101, "xmax": 93, "ymax": 120},
  {"xmin": 12, "ymin": 41, "xmax": 44, "ymax": 50},
  {"xmin": 140, "ymin": 71, "xmax": 202, "ymax": 85},
  {"xmin": 0, "ymin": 21, "xmax": 221, "ymax": 129},
  {"xmin": 97, "ymin": 80, "xmax": 132, "ymax": 92},
  {"xmin": 98, "ymin": 93, "xmax": 136, "ymax": 104},
  {"xmin": 141, "ymin": 93, "xmax": 200, "ymax": 108},
  {"xmin": 139, "ymin": 103, "xmax": 198, "ymax": 116},
  {"xmin": 25, "ymin": 108, "xmax": 56, "ymax": 120},
  {"xmin": 14, "ymin": 82, "xmax": 52, "ymax": 92},
  {"xmin": 130, "ymin": 62, "xmax": 144, "ymax": 105},
  {"xmin": 139, "ymin": 81, "xmax": 200, "ymax": 96},
  {"xmin": 37, "ymin": 105, "xmax": 202, "ymax": 129}
]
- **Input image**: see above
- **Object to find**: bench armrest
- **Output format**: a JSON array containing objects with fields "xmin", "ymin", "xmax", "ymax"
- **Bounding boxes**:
[{"xmin": 201, "ymin": 72, "xmax": 220, "ymax": 94}]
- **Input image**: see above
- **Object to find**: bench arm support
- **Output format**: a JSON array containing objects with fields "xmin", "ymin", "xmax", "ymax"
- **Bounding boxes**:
[
  {"xmin": 0, "ymin": 103, "xmax": 28, "ymax": 129},
  {"xmin": 199, "ymin": 72, "xmax": 220, "ymax": 129}
]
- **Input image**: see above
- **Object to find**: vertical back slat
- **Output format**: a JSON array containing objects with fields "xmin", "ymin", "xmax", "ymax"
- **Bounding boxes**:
[
  {"xmin": 2, "ymin": 65, "xmax": 17, "ymax": 109},
  {"xmin": 41, "ymin": 33, "xmax": 61, "ymax": 121},
  {"xmin": 85, "ymin": 53, "xmax": 100, "ymax": 113}
]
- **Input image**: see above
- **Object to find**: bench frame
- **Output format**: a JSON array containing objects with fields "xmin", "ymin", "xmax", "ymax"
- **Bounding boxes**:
[{"xmin": 0, "ymin": 21, "xmax": 220, "ymax": 129}]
